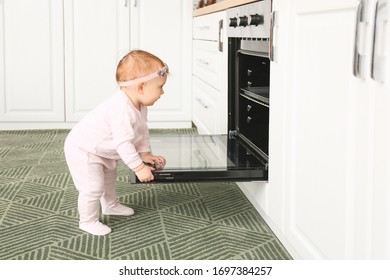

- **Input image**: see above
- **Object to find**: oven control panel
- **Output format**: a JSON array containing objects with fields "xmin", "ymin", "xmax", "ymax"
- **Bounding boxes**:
[{"xmin": 226, "ymin": 0, "xmax": 271, "ymax": 39}]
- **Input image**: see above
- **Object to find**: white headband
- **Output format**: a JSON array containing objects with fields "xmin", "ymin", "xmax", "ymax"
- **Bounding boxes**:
[{"xmin": 118, "ymin": 63, "xmax": 169, "ymax": 87}]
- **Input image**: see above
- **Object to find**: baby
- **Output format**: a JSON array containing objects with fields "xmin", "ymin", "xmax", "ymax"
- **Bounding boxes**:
[{"xmin": 64, "ymin": 50, "xmax": 167, "ymax": 235}]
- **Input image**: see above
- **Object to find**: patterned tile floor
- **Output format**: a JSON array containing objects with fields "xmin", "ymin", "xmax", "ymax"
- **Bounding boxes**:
[{"xmin": 0, "ymin": 129, "xmax": 292, "ymax": 260}]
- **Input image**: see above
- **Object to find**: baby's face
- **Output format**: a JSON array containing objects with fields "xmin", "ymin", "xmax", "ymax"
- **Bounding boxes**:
[{"xmin": 140, "ymin": 75, "xmax": 167, "ymax": 106}]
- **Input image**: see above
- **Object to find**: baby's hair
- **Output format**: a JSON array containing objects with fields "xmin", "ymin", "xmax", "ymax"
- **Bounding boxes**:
[{"xmin": 116, "ymin": 50, "xmax": 165, "ymax": 83}]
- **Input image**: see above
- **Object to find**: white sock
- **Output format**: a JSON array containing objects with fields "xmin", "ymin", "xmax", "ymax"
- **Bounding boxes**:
[
  {"xmin": 102, "ymin": 203, "xmax": 134, "ymax": 216},
  {"xmin": 79, "ymin": 221, "xmax": 112, "ymax": 236}
]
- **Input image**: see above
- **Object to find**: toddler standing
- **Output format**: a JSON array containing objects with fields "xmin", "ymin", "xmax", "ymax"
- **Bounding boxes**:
[{"xmin": 64, "ymin": 50, "xmax": 167, "ymax": 235}]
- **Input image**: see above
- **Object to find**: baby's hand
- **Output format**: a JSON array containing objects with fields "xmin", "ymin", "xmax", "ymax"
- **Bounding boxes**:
[
  {"xmin": 140, "ymin": 152, "xmax": 166, "ymax": 170},
  {"xmin": 134, "ymin": 164, "xmax": 154, "ymax": 182}
]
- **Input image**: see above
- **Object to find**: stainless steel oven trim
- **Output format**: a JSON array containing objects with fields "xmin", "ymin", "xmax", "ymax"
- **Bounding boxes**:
[{"xmin": 269, "ymin": 10, "xmax": 279, "ymax": 62}]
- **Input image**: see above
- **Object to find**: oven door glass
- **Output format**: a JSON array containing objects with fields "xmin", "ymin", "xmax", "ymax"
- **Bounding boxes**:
[{"xmin": 130, "ymin": 134, "xmax": 268, "ymax": 183}]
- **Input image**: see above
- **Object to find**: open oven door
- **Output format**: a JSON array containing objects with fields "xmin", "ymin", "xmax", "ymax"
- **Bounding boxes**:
[
  {"xmin": 130, "ymin": 133, "xmax": 268, "ymax": 183},
  {"xmin": 129, "ymin": 1, "xmax": 271, "ymax": 184}
]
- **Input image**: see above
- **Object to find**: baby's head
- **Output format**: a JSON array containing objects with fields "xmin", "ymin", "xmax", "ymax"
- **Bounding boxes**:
[{"xmin": 116, "ymin": 50, "xmax": 167, "ymax": 86}]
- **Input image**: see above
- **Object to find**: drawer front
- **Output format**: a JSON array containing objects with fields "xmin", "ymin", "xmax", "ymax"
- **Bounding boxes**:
[
  {"xmin": 193, "ymin": 40, "xmax": 223, "ymax": 91},
  {"xmin": 192, "ymin": 77, "xmax": 219, "ymax": 134},
  {"xmin": 193, "ymin": 11, "xmax": 225, "ymax": 41}
]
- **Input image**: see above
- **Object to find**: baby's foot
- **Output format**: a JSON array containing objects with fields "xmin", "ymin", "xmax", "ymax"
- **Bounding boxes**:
[
  {"xmin": 79, "ymin": 221, "xmax": 112, "ymax": 236},
  {"xmin": 102, "ymin": 203, "xmax": 135, "ymax": 216}
]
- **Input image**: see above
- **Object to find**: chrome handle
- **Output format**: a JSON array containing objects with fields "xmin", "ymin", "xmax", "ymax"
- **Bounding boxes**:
[
  {"xmin": 218, "ymin": 19, "xmax": 223, "ymax": 52},
  {"xmin": 197, "ymin": 58, "xmax": 210, "ymax": 66},
  {"xmin": 198, "ymin": 25, "xmax": 210, "ymax": 31},
  {"xmin": 247, "ymin": 105, "xmax": 252, "ymax": 112},
  {"xmin": 196, "ymin": 98, "xmax": 208, "ymax": 109},
  {"xmin": 371, "ymin": 0, "xmax": 389, "ymax": 82},
  {"xmin": 353, "ymin": 0, "xmax": 369, "ymax": 79},
  {"xmin": 247, "ymin": 116, "xmax": 252, "ymax": 124},
  {"xmin": 269, "ymin": 11, "xmax": 279, "ymax": 62}
]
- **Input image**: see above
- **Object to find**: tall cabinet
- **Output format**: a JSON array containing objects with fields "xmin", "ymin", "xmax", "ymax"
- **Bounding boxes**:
[
  {"xmin": 240, "ymin": 0, "xmax": 390, "ymax": 259},
  {"xmin": 130, "ymin": 0, "xmax": 192, "ymax": 128},
  {"xmin": 0, "ymin": 0, "xmax": 192, "ymax": 129},
  {"xmin": 64, "ymin": 0, "xmax": 130, "ymax": 122},
  {"xmin": 0, "ymin": 0, "xmax": 65, "ymax": 122}
]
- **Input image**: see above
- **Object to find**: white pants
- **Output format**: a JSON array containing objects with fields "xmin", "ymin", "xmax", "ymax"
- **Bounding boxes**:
[{"xmin": 64, "ymin": 140, "xmax": 118, "ymax": 226}]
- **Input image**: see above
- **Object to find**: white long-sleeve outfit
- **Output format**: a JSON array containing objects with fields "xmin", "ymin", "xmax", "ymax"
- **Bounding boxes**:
[{"xmin": 64, "ymin": 89, "xmax": 150, "ymax": 227}]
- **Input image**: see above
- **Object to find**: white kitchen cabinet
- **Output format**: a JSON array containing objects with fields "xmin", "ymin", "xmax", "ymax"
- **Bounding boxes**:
[
  {"xmin": 241, "ymin": 0, "xmax": 390, "ymax": 259},
  {"xmin": 0, "ymin": 0, "xmax": 65, "ymax": 122},
  {"xmin": 281, "ymin": 0, "xmax": 390, "ymax": 259},
  {"xmin": 130, "ymin": 0, "xmax": 193, "ymax": 128},
  {"xmin": 64, "ymin": 0, "xmax": 130, "ymax": 122},
  {"xmin": 192, "ymin": 10, "xmax": 228, "ymax": 134},
  {"xmin": 0, "ymin": 0, "xmax": 192, "ymax": 129},
  {"xmin": 282, "ymin": 0, "xmax": 370, "ymax": 259},
  {"xmin": 0, "ymin": 0, "xmax": 128, "ymax": 125},
  {"xmin": 370, "ymin": 0, "xmax": 390, "ymax": 258}
]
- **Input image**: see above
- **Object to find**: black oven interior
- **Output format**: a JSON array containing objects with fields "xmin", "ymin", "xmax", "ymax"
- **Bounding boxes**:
[{"xmin": 228, "ymin": 40, "xmax": 270, "ymax": 162}]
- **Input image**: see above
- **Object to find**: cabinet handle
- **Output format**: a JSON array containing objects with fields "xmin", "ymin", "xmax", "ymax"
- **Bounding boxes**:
[
  {"xmin": 269, "ymin": 11, "xmax": 279, "ymax": 62},
  {"xmin": 197, "ymin": 58, "xmax": 210, "ymax": 66},
  {"xmin": 371, "ymin": 0, "xmax": 389, "ymax": 83},
  {"xmin": 198, "ymin": 25, "xmax": 210, "ymax": 31},
  {"xmin": 196, "ymin": 97, "xmax": 208, "ymax": 109},
  {"xmin": 218, "ymin": 19, "xmax": 223, "ymax": 52},
  {"xmin": 247, "ymin": 116, "xmax": 252, "ymax": 124},
  {"xmin": 124, "ymin": 0, "xmax": 128, "ymax": 7},
  {"xmin": 353, "ymin": 0, "xmax": 370, "ymax": 79}
]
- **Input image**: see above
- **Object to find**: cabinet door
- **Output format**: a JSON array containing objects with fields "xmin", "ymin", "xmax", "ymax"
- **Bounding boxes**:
[
  {"xmin": 0, "ymin": 0, "xmax": 65, "ymax": 122},
  {"xmin": 64, "ymin": 0, "xmax": 130, "ymax": 122},
  {"xmin": 130, "ymin": 0, "xmax": 192, "ymax": 125},
  {"xmin": 371, "ymin": 0, "xmax": 390, "ymax": 259},
  {"xmin": 282, "ymin": 0, "xmax": 376, "ymax": 259}
]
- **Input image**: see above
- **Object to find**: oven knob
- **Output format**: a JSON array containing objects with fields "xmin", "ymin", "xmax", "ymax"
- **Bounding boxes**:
[
  {"xmin": 229, "ymin": 17, "xmax": 238, "ymax": 27},
  {"xmin": 238, "ymin": 16, "xmax": 248, "ymax": 27},
  {"xmin": 249, "ymin": 14, "xmax": 264, "ymax": 26}
]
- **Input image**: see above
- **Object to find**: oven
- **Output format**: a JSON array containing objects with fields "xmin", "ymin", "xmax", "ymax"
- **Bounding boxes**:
[
  {"xmin": 228, "ymin": 0, "xmax": 271, "ymax": 162},
  {"xmin": 131, "ymin": 0, "xmax": 272, "ymax": 183}
]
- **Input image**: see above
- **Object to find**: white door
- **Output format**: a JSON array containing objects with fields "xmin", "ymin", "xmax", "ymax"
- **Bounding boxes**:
[
  {"xmin": 0, "ymin": 0, "xmax": 65, "ymax": 122},
  {"xmin": 282, "ymin": 0, "xmax": 376, "ymax": 259},
  {"xmin": 371, "ymin": 0, "xmax": 390, "ymax": 259},
  {"xmin": 130, "ymin": 0, "xmax": 192, "ymax": 126},
  {"xmin": 64, "ymin": 0, "xmax": 130, "ymax": 122}
]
